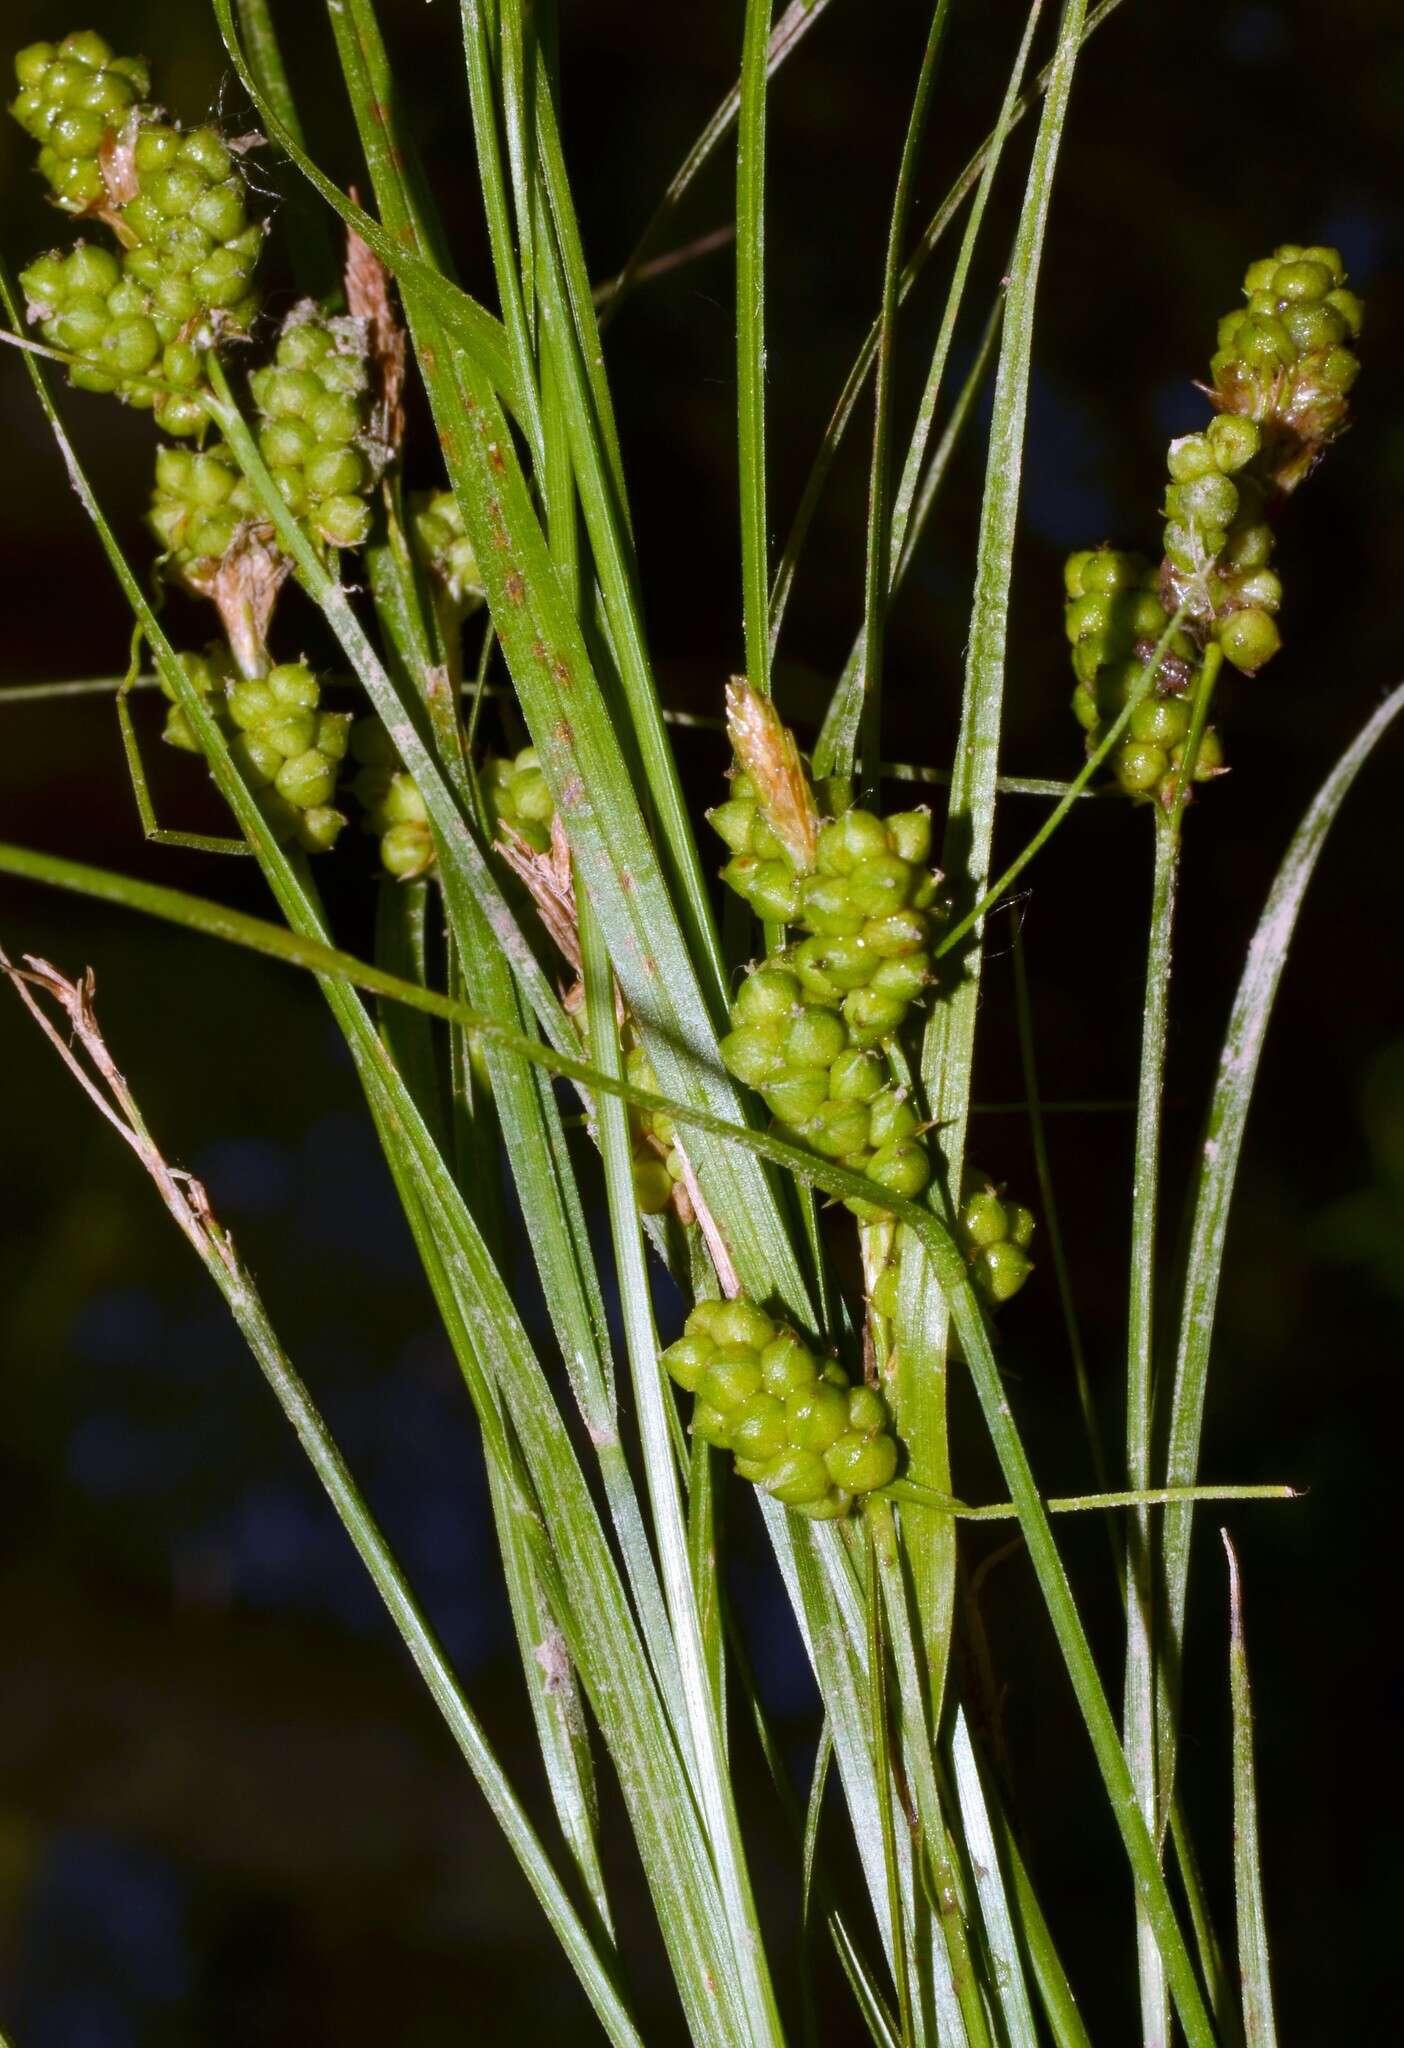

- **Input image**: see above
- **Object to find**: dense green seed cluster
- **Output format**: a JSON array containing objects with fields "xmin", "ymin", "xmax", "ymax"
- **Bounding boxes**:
[
  {"xmin": 414, "ymin": 490, "xmax": 486, "ymax": 613},
  {"xmin": 158, "ymin": 644, "xmax": 235, "ymax": 752},
  {"xmin": 1160, "ymin": 412, "xmax": 1284, "ymax": 674},
  {"xmin": 661, "ymin": 1298, "xmax": 898, "ymax": 1518},
  {"xmin": 119, "ymin": 119, "xmax": 263, "ymax": 343},
  {"xmin": 708, "ymin": 770, "xmax": 806, "ymax": 921},
  {"xmin": 483, "ymin": 746, "xmax": 555, "ymax": 854},
  {"xmin": 351, "ymin": 720, "xmax": 433, "ymax": 879},
  {"xmin": 10, "ymin": 31, "xmax": 148, "ymax": 213},
  {"xmin": 1065, "ymin": 244, "xmax": 1364, "ymax": 801},
  {"xmin": 225, "ymin": 662, "xmax": 348, "ymax": 852},
  {"xmin": 19, "ymin": 239, "xmax": 208, "ymax": 435},
  {"xmin": 719, "ymin": 964, "xmax": 931, "ymax": 1220},
  {"xmin": 249, "ymin": 307, "xmax": 381, "ymax": 553},
  {"xmin": 1064, "ymin": 548, "xmax": 1224, "ymax": 802},
  {"xmin": 14, "ymin": 32, "xmax": 265, "ymax": 432},
  {"xmin": 713, "ymin": 792, "xmax": 940, "ymax": 1215},
  {"xmin": 147, "ymin": 440, "xmax": 255, "ymax": 579},
  {"xmin": 1209, "ymin": 244, "xmax": 1363, "ymax": 484},
  {"xmin": 713, "ymin": 796, "xmax": 940, "ymax": 1044}
]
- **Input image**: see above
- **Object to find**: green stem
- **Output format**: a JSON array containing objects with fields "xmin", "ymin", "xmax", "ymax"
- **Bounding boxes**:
[
  {"xmin": 737, "ymin": 0, "xmax": 775, "ymax": 696},
  {"xmin": 884, "ymin": 1482, "xmax": 1294, "ymax": 1520},
  {"xmin": 934, "ymin": 603, "xmax": 1192, "ymax": 964},
  {"xmin": 868, "ymin": 1520, "xmax": 916, "ymax": 2048},
  {"xmin": 1126, "ymin": 803, "xmax": 1178, "ymax": 2048},
  {"xmin": 858, "ymin": 0, "xmax": 953, "ymax": 794},
  {"xmin": 1224, "ymin": 1535, "xmax": 1278, "ymax": 2048}
]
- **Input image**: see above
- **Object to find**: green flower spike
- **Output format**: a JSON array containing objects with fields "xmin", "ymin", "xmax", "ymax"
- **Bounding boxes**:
[
  {"xmin": 147, "ymin": 440, "xmax": 258, "ymax": 580},
  {"xmin": 249, "ymin": 305, "xmax": 385, "ymax": 555},
  {"xmin": 1063, "ymin": 547, "xmax": 1224, "ymax": 804},
  {"xmin": 118, "ymin": 119, "xmax": 265, "ymax": 352},
  {"xmin": 18, "ymin": 240, "xmax": 207, "ymax": 436},
  {"xmin": 718, "ymin": 964, "xmax": 931, "ymax": 1217},
  {"xmin": 351, "ymin": 719, "xmax": 434, "ymax": 880},
  {"xmin": 624, "ymin": 1041, "xmax": 692, "ymax": 1216},
  {"xmin": 660, "ymin": 1298, "xmax": 899, "ymax": 1518},
  {"xmin": 1210, "ymin": 244, "xmax": 1363, "ymax": 491},
  {"xmin": 226, "ymin": 661, "xmax": 349, "ymax": 853},
  {"xmin": 10, "ymin": 32, "xmax": 149, "ymax": 214}
]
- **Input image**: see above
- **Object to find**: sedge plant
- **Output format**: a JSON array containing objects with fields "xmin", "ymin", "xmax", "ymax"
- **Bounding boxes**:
[{"xmin": 0, "ymin": 6, "xmax": 1394, "ymax": 2043}]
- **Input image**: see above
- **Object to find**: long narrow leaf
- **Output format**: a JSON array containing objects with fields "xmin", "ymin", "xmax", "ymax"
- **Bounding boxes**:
[
  {"xmin": 951, "ymin": 1711, "xmax": 1039, "ymax": 2048},
  {"xmin": 1223, "ymin": 1534, "xmax": 1278, "ymax": 2048},
  {"xmin": 4, "ymin": 252, "xmax": 749, "ymax": 2048},
  {"xmin": 895, "ymin": 0, "xmax": 1090, "ymax": 1762},
  {"xmin": 1, "ymin": 955, "xmax": 642, "ymax": 2047},
  {"xmin": 1158, "ymin": 679, "xmax": 1404, "ymax": 1809}
]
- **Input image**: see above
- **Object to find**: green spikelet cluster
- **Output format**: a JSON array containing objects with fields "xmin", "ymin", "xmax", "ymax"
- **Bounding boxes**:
[
  {"xmin": 1065, "ymin": 243, "xmax": 1363, "ymax": 802},
  {"xmin": 414, "ymin": 490, "xmax": 486, "ymax": 613},
  {"xmin": 1209, "ymin": 244, "xmax": 1363, "ymax": 486},
  {"xmin": 250, "ymin": 306, "xmax": 382, "ymax": 553},
  {"xmin": 713, "ymin": 795, "xmax": 940, "ymax": 1216},
  {"xmin": 483, "ymin": 746, "xmax": 555, "ymax": 854},
  {"xmin": 226, "ymin": 662, "xmax": 348, "ymax": 852},
  {"xmin": 1064, "ymin": 549, "xmax": 1224, "ymax": 801},
  {"xmin": 13, "ymin": 32, "xmax": 266, "ymax": 434},
  {"xmin": 1160, "ymin": 413, "xmax": 1283, "ymax": 674},
  {"xmin": 708, "ymin": 770, "xmax": 807, "ymax": 922},
  {"xmin": 351, "ymin": 719, "xmax": 433, "ymax": 879},
  {"xmin": 147, "ymin": 441, "xmax": 255, "ymax": 580},
  {"xmin": 118, "ymin": 119, "xmax": 263, "ymax": 342},
  {"xmin": 720, "ymin": 964, "xmax": 931, "ymax": 1218},
  {"xmin": 18, "ymin": 239, "xmax": 210, "ymax": 436},
  {"xmin": 10, "ymin": 31, "xmax": 148, "ymax": 213},
  {"xmin": 660, "ymin": 1297, "xmax": 898, "ymax": 1518},
  {"xmin": 158, "ymin": 644, "xmax": 235, "ymax": 752},
  {"xmin": 713, "ymin": 798, "xmax": 940, "ymax": 1044}
]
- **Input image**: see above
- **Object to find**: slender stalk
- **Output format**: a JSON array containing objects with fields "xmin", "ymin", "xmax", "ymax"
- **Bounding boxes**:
[
  {"xmin": 1126, "ymin": 805, "xmax": 1179, "ymax": 2048},
  {"xmin": 770, "ymin": 0, "xmax": 1131, "ymax": 649},
  {"xmin": 738, "ymin": 0, "xmax": 775, "ymax": 695},
  {"xmin": 1, "ymin": 956, "xmax": 642, "ymax": 2048},
  {"xmin": 868, "ymin": 1520, "xmax": 916, "ymax": 2048},
  {"xmin": 857, "ymin": 0, "xmax": 954, "ymax": 792},
  {"xmin": 1011, "ymin": 928, "xmax": 1113, "ymax": 1520},
  {"xmin": 1224, "ymin": 1535, "xmax": 1278, "ymax": 2048},
  {"xmin": 1157, "ymin": 681, "xmax": 1404, "ymax": 1849},
  {"xmin": 599, "ymin": 0, "xmax": 840, "ymax": 326},
  {"xmin": 898, "ymin": 0, "xmax": 1090, "ymax": 1760}
]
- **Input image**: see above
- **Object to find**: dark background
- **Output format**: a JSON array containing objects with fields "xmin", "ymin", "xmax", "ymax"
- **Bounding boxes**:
[{"xmin": 2, "ymin": 1, "xmax": 1401, "ymax": 2041}]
